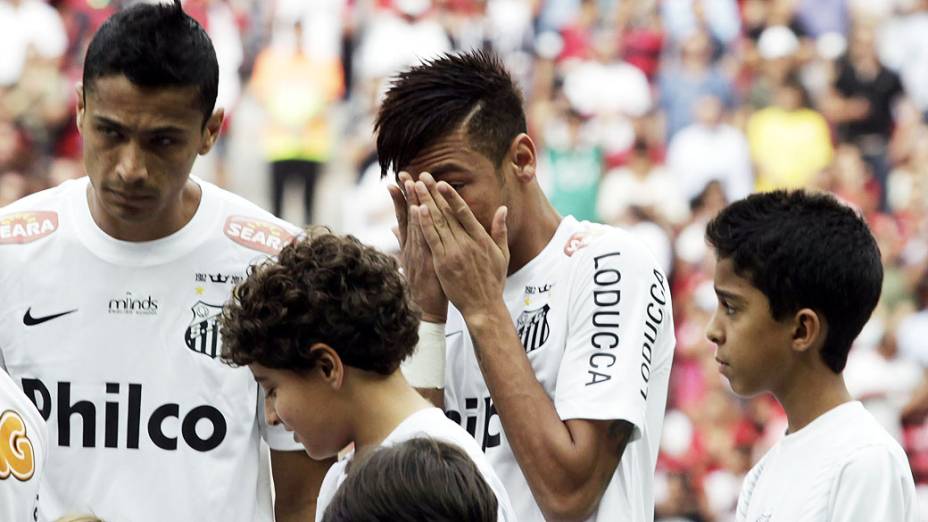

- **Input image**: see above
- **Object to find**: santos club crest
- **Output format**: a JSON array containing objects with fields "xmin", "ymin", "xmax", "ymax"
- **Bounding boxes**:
[
  {"xmin": 185, "ymin": 301, "xmax": 223, "ymax": 359},
  {"xmin": 516, "ymin": 304, "xmax": 550, "ymax": 353}
]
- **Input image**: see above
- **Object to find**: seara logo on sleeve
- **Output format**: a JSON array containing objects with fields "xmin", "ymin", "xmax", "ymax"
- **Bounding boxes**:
[
  {"xmin": 224, "ymin": 216, "xmax": 294, "ymax": 255},
  {"xmin": 0, "ymin": 410, "xmax": 35, "ymax": 481},
  {"xmin": 0, "ymin": 211, "xmax": 58, "ymax": 245}
]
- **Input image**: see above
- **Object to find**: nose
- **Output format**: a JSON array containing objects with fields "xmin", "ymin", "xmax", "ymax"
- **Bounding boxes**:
[
  {"xmin": 115, "ymin": 142, "xmax": 149, "ymax": 185},
  {"xmin": 705, "ymin": 311, "xmax": 724, "ymax": 346},
  {"xmin": 264, "ymin": 396, "xmax": 281, "ymax": 426}
]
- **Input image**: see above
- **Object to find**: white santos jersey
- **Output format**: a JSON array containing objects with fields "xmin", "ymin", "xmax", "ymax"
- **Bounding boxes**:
[
  {"xmin": 315, "ymin": 407, "xmax": 517, "ymax": 522},
  {"xmin": 0, "ymin": 177, "xmax": 303, "ymax": 522},
  {"xmin": 0, "ymin": 367, "xmax": 47, "ymax": 521},
  {"xmin": 737, "ymin": 401, "xmax": 916, "ymax": 522},
  {"xmin": 444, "ymin": 216, "xmax": 676, "ymax": 522}
]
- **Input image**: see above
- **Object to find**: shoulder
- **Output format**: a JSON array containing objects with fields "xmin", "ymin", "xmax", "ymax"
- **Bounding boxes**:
[
  {"xmin": 203, "ymin": 180, "xmax": 302, "ymax": 255},
  {"xmin": 839, "ymin": 442, "xmax": 911, "ymax": 478},
  {"xmin": 563, "ymin": 220, "xmax": 667, "ymax": 283},
  {"xmin": 0, "ymin": 369, "xmax": 47, "ymax": 453},
  {"xmin": 0, "ymin": 180, "xmax": 78, "ymax": 247},
  {"xmin": 1, "ymin": 180, "xmax": 74, "ymax": 214},
  {"xmin": 836, "ymin": 411, "xmax": 910, "ymax": 475}
]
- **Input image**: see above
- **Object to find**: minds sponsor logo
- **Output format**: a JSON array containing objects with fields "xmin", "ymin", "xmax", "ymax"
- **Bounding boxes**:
[{"xmin": 108, "ymin": 292, "xmax": 159, "ymax": 316}]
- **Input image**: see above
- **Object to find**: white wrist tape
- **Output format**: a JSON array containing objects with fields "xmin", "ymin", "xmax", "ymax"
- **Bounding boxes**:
[{"xmin": 401, "ymin": 321, "xmax": 446, "ymax": 388}]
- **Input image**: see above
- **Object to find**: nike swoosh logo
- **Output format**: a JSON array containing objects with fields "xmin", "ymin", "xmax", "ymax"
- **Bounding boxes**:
[
  {"xmin": 445, "ymin": 330, "xmax": 463, "ymax": 339},
  {"xmin": 23, "ymin": 308, "xmax": 78, "ymax": 326}
]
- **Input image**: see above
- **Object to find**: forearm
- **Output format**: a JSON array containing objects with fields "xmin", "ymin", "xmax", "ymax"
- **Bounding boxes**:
[{"xmin": 465, "ymin": 302, "xmax": 605, "ymax": 520}]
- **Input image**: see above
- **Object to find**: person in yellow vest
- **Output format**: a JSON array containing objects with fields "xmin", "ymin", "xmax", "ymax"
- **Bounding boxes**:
[
  {"xmin": 250, "ymin": 19, "xmax": 344, "ymax": 224},
  {"xmin": 747, "ymin": 75, "xmax": 833, "ymax": 192}
]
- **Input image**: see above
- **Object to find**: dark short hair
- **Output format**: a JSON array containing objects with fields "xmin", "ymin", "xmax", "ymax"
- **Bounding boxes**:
[
  {"xmin": 706, "ymin": 190, "xmax": 883, "ymax": 373},
  {"xmin": 375, "ymin": 50, "xmax": 526, "ymax": 177},
  {"xmin": 83, "ymin": 0, "xmax": 219, "ymax": 124},
  {"xmin": 220, "ymin": 228, "xmax": 420, "ymax": 375},
  {"xmin": 323, "ymin": 438, "xmax": 499, "ymax": 522}
]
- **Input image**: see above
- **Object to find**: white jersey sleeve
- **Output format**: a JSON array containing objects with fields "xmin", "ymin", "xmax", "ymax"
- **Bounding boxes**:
[
  {"xmin": 257, "ymin": 386, "xmax": 301, "ymax": 450},
  {"xmin": 553, "ymin": 229, "xmax": 674, "ymax": 440},
  {"xmin": 828, "ymin": 445, "xmax": 918, "ymax": 522},
  {"xmin": 0, "ymin": 368, "xmax": 47, "ymax": 522}
]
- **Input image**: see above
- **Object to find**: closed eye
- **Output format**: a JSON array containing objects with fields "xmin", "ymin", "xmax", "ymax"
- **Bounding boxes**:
[
  {"xmin": 151, "ymin": 135, "xmax": 181, "ymax": 148},
  {"xmin": 97, "ymin": 126, "xmax": 122, "ymax": 139},
  {"xmin": 720, "ymin": 299, "xmax": 736, "ymax": 316}
]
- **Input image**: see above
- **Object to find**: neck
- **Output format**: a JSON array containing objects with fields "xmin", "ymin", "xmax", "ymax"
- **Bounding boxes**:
[
  {"xmin": 774, "ymin": 358, "xmax": 852, "ymax": 434},
  {"xmin": 348, "ymin": 370, "xmax": 432, "ymax": 455},
  {"xmin": 508, "ymin": 187, "xmax": 562, "ymax": 275},
  {"xmin": 87, "ymin": 180, "xmax": 200, "ymax": 241}
]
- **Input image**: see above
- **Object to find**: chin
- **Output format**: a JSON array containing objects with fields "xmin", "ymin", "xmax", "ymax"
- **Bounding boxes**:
[
  {"xmin": 301, "ymin": 441, "xmax": 339, "ymax": 461},
  {"xmin": 728, "ymin": 378, "xmax": 764, "ymax": 398}
]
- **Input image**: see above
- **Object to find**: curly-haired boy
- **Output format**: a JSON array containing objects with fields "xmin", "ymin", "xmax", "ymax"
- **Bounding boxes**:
[{"xmin": 220, "ymin": 229, "xmax": 516, "ymax": 521}]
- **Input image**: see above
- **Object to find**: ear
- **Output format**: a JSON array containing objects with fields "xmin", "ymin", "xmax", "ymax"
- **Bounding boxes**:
[
  {"xmin": 75, "ymin": 83, "xmax": 86, "ymax": 132},
  {"xmin": 308, "ymin": 343, "xmax": 344, "ymax": 390},
  {"xmin": 790, "ymin": 308, "xmax": 826, "ymax": 354},
  {"xmin": 507, "ymin": 133, "xmax": 537, "ymax": 183},
  {"xmin": 199, "ymin": 108, "xmax": 225, "ymax": 155}
]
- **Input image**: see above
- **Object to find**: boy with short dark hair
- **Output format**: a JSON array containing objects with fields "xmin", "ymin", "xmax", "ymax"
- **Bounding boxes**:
[
  {"xmin": 705, "ymin": 190, "xmax": 916, "ymax": 521},
  {"xmin": 220, "ymin": 229, "xmax": 516, "ymax": 521},
  {"xmin": 322, "ymin": 437, "xmax": 500, "ymax": 522}
]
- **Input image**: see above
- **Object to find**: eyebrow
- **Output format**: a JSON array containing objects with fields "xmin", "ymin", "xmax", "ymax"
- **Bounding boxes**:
[
  {"xmin": 91, "ymin": 115, "xmax": 187, "ymax": 135},
  {"xmin": 425, "ymin": 163, "xmax": 472, "ymax": 178},
  {"xmin": 714, "ymin": 288, "xmax": 744, "ymax": 304}
]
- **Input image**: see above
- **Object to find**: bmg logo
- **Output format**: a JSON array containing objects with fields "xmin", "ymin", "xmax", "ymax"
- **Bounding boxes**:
[
  {"xmin": 22, "ymin": 379, "xmax": 226, "ymax": 452},
  {"xmin": 0, "ymin": 410, "xmax": 35, "ymax": 481}
]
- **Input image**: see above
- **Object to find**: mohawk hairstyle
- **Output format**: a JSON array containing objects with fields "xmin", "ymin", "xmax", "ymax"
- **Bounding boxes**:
[
  {"xmin": 83, "ymin": 0, "xmax": 218, "ymax": 124},
  {"xmin": 375, "ymin": 50, "xmax": 527, "ymax": 178}
]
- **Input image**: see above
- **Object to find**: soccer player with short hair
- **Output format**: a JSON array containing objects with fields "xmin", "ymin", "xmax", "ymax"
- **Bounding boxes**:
[
  {"xmin": 0, "ymin": 1, "xmax": 324, "ymax": 520},
  {"xmin": 219, "ymin": 229, "xmax": 517, "ymax": 521},
  {"xmin": 380, "ymin": 50, "xmax": 676, "ymax": 521},
  {"xmin": 322, "ymin": 437, "xmax": 500, "ymax": 522},
  {"xmin": 705, "ymin": 190, "xmax": 917, "ymax": 521}
]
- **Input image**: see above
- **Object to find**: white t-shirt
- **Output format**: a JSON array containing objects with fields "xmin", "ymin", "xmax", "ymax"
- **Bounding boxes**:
[
  {"xmin": 665, "ymin": 122, "xmax": 753, "ymax": 204},
  {"xmin": 444, "ymin": 216, "xmax": 676, "ymax": 521},
  {"xmin": 315, "ymin": 407, "xmax": 517, "ymax": 521},
  {"xmin": 595, "ymin": 165, "xmax": 690, "ymax": 226},
  {"xmin": 0, "ymin": 367, "xmax": 47, "ymax": 522},
  {"xmin": 0, "ymin": 177, "xmax": 303, "ymax": 521},
  {"xmin": 737, "ymin": 401, "xmax": 917, "ymax": 522}
]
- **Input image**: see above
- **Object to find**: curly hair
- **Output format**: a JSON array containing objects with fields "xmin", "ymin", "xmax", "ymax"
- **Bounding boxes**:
[{"xmin": 220, "ymin": 228, "xmax": 420, "ymax": 375}]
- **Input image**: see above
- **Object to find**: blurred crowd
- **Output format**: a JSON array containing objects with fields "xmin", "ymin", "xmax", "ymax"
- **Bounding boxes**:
[{"xmin": 2, "ymin": 0, "xmax": 928, "ymax": 520}]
